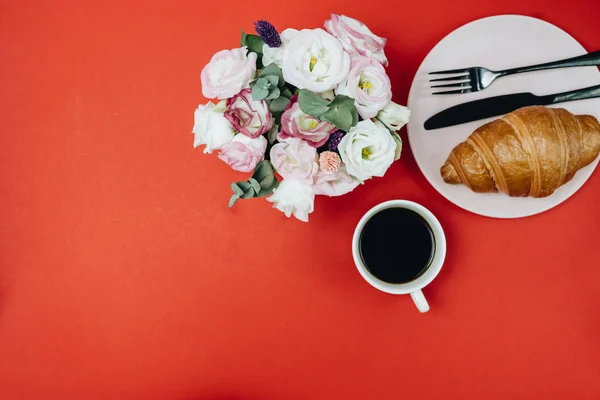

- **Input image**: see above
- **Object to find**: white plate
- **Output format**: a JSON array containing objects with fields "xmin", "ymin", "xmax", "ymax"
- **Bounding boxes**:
[{"xmin": 407, "ymin": 15, "xmax": 600, "ymax": 218}]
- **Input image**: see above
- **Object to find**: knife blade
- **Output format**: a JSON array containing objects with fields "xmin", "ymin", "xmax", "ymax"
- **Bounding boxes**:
[{"xmin": 423, "ymin": 85, "xmax": 600, "ymax": 130}]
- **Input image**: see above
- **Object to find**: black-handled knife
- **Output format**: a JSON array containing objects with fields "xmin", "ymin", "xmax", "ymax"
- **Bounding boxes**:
[{"xmin": 424, "ymin": 85, "xmax": 600, "ymax": 130}]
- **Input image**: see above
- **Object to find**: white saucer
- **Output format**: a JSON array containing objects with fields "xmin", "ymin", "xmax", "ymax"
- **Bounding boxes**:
[{"xmin": 406, "ymin": 15, "xmax": 600, "ymax": 218}]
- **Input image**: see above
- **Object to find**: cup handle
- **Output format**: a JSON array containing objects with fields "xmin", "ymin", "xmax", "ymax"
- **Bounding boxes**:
[{"xmin": 410, "ymin": 290, "xmax": 430, "ymax": 313}]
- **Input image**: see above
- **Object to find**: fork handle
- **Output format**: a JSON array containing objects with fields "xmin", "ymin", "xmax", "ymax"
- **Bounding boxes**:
[
  {"xmin": 542, "ymin": 85, "xmax": 600, "ymax": 105},
  {"xmin": 499, "ymin": 50, "xmax": 600, "ymax": 77}
]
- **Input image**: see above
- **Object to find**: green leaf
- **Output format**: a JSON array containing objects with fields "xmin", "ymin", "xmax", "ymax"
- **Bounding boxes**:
[
  {"xmin": 231, "ymin": 182, "xmax": 244, "ymax": 196},
  {"xmin": 298, "ymin": 89, "xmax": 329, "ymax": 118},
  {"xmin": 250, "ymin": 160, "xmax": 279, "ymax": 194},
  {"xmin": 264, "ymin": 75, "xmax": 279, "ymax": 87},
  {"xmin": 240, "ymin": 30, "xmax": 264, "ymax": 55},
  {"xmin": 228, "ymin": 194, "xmax": 239, "ymax": 208},
  {"xmin": 260, "ymin": 63, "xmax": 284, "ymax": 86},
  {"xmin": 259, "ymin": 173, "xmax": 276, "ymax": 189},
  {"xmin": 281, "ymin": 88, "xmax": 293, "ymax": 99},
  {"xmin": 321, "ymin": 95, "xmax": 358, "ymax": 131},
  {"xmin": 257, "ymin": 179, "xmax": 279, "ymax": 197},
  {"xmin": 237, "ymin": 181, "xmax": 252, "ymax": 192},
  {"xmin": 328, "ymin": 95, "xmax": 355, "ymax": 111},
  {"xmin": 248, "ymin": 178, "xmax": 261, "ymax": 193},
  {"xmin": 261, "ymin": 63, "xmax": 281, "ymax": 76},
  {"xmin": 252, "ymin": 85, "xmax": 269, "ymax": 100},
  {"xmin": 252, "ymin": 160, "xmax": 274, "ymax": 182},
  {"xmin": 322, "ymin": 108, "xmax": 354, "ymax": 132},
  {"xmin": 270, "ymin": 96, "xmax": 290, "ymax": 113},
  {"xmin": 350, "ymin": 107, "xmax": 359, "ymax": 128},
  {"xmin": 255, "ymin": 77, "xmax": 269, "ymax": 88},
  {"xmin": 265, "ymin": 87, "xmax": 281, "ymax": 100},
  {"xmin": 267, "ymin": 124, "xmax": 279, "ymax": 144},
  {"xmin": 241, "ymin": 187, "xmax": 255, "ymax": 199}
]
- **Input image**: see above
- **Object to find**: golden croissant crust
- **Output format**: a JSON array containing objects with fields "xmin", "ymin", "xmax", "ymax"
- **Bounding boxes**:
[{"xmin": 441, "ymin": 106, "xmax": 600, "ymax": 198}]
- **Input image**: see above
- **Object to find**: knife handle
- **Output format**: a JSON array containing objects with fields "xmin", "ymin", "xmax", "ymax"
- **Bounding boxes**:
[
  {"xmin": 500, "ymin": 50, "xmax": 600, "ymax": 76},
  {"xmin": 545, "ymin": 85, "xmax": 600, "ymax": 105}
]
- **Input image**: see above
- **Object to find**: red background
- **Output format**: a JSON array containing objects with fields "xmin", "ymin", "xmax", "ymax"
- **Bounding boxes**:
[{"xmin": 1, "ymin": 0, "xmax": 599, "ymax": 399}]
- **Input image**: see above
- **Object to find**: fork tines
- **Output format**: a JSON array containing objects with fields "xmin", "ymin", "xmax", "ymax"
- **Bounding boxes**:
[{"xmin": 429, "ymin": 68, "xmax": 473, "ymax": 95}]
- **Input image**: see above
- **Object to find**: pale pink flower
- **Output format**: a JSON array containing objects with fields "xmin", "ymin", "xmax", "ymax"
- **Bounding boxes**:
[
  {"xmin": 313, "ymin": 165, "xmax": 360, "ymax": 197},
  {"xmin": 224, "ymin": 89, "xmax": 273, "ymax": 138},
  {"xmin": 270, "ymin": 138, "xmax": 318, "ymax": 182},
  {"xmin": 336, "ymin": 55, "xmax": 392, "ymax": 119},
  {"xmin": 318, "ymin": 151, "xmax": 342, "ymax": 175},
  {"xmin": 218, "ymin": 134, "xmax": 267, "ymax": 173},
  {"xmin": 201, "ymin": 47, "xmax": 257, "ymax": 99},
  {"xmin": 267, "ymin": 179, "xmax": 314, "ymax": 222},
  {"xmin": 192, "ymin": 101, "xmax": 235, "ymax": 154},
  {"xmin": 278, "ymin": 95, "xmax": 337, "ymax": 147},
  {"xmin": 324, "ymin": 14, "xmax": 388, "ymax": 66}
]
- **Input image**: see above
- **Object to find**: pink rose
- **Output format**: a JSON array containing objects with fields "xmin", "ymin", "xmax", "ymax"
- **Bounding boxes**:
[
  {"xmin": 277, "ymin": 95, "xmax": 337, "ymax": 147},
  {"xmin": 313, "ymin": 165, "xmax": 360, "ymax": 197},
  {"xmin": 324, "ymin": 14, "xmax": 388, "ymax": 67},
  {"xmin": 270, "ymin": 138, "xmax": 319, "ymax": 182},
  {"xmin": 218, "ymin": 134, "xmax": 267, "ymax": 173},
  {"xmin": 224, "ymin": 89, "xmax": 273, "ymax": 138},
  {"xmin": 201, "ymin": 47, "xmax": 257, "ymax": 99},
  {"xmin": 336, "ymin": 55, "xmax": 392, "ymax": 119}
]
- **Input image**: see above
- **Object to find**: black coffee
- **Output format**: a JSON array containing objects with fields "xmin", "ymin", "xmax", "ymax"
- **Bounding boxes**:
[{"xmin": 359, "ymin": 207, "xmax": 435, "ymax": 284}]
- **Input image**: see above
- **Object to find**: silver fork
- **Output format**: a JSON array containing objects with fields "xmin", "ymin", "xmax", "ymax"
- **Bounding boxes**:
[{"xmin": 429, "ymin": 50, "xmax": 600, "ymax": 95}]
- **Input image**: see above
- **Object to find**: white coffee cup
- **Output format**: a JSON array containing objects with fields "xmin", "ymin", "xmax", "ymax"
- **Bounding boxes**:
[{"xmin": 352, "ymin": 200, "xmax": 446, "ymax": 313}]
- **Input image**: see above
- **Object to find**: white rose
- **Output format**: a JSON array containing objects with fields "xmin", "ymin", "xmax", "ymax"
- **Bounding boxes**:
[
  {"xmin": 324, "ymin": 14, "xmax": 388, "ymax": 66},
  {"xmin": 338, "ymin": 120, "xmax": 397, "ymax": 181},
  {"xmin": 267, "ymin": 179, "xmax": 315, "ymax": 222},
  {"xmin": 192, "ymin": 101, "xmax": 235, "ymax": 154},
  {"xmin": 262, "ymin": 29, "xmax": 298, "ymax": 68},
  {"xmin": 282, "ymin": 28, "xmax": 351, "ymax": 93},
  {"xmin": 200, "ymin": 47, "xmax": 257, "ymax": 99},
  {"xmin": 376, "ymin": 102, "xmax": 411, "ymax": 131},
  {"xmin": 336, "ymin": 55, "xmax": 392, "ymax": 119}
]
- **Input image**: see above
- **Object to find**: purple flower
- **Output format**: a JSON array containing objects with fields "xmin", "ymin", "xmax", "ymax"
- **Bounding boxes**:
[
  {"xmin": 327, "ymin": 131, "xmax": 345, "ymax": 152},
  {"xmin": 254, "ymin": 20, "xmax": 282, "ymax": 48}
]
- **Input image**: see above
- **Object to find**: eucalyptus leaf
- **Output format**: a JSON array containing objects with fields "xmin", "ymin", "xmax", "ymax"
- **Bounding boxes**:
[
  {"xmin": 298, "ymin": 89, "xmax": 329, "ymax": 118},
  {"xmin": 259, "ymin": 173, "xmax": 275, "ymax": 189},
  {"xmin": 261, "ymin": 63, "xmax": 284, "ymax": 86},
  {"xmin": 256, "ymin": 77, "xmax": 269, "ymax": 88},
  {"xmin": 270, "ymin": 96, "xmax": 290, "ymax": 113},
  {"xmin": 237, "ymin": 181, "xmax": 252, "ymax": 192},
  {"xmin": 350, "ymin": 107, "xmax": 359, "ymax": 127},
  {"xmin": 261, "ymin": 63, "xmax": 282, "ymax": 75},
  {"xmin": 240, "ymin": 187, "xmax": 255, "ymax": 199},
  {"xmin": 281, "ymin": 88, "xmax": 293, "ymax": 99},
  {"xmin": 252, "ymin": 160, "xmax": 273, "ymax": 182},
  {"xmin": 264, "ymin": 75, "xmax": 279, "ymax": 87},
  {"xmin": 252, "ymin": 85, "xmax": 269, "ymax": 100},
  {"xmin": 267, "ymin": 124, "xmax": 280, "ymax": 144},
  {"xmin": 322, "ymin": 108, "xmax": 353, "ymax": 132},
  {"xmin": 240, "ymin": 31, "xmax": 264, "ymax": 55},
  {"xmin": 228, "ymin": 194, "xmax": 239, "ymax": 208},
  {"xmin": 328, "ymin": 95, "xmax": 355, "ymax": 111},
  {"xmin": 248, "ymin": 178, "xmax": 261, "ymax": 193},
  {"xmin": 265, "ymin": 87, "xmax": 281, "ymax": 100},
  {"xmin": 257, "ymin": 180, "xmax": 279, "ymax": 197},
  {"xmin": 231, "ymin": 182, "xmax": 244, "ymax": 196}
]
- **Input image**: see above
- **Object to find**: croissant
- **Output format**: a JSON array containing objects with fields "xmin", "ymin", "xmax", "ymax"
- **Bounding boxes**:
[{"xmin": 441, "ymin": 106, "xmax": 600, "ymax": 197}]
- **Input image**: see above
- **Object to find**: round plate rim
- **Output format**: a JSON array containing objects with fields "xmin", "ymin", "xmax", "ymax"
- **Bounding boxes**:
[{"xmin": 406, "ymin": 14, "xmax": 600, "ymax": 219}]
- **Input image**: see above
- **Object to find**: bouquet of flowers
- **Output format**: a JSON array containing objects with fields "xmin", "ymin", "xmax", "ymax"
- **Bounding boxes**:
[{"xmin": 193, "ymin": 14, "xmax": 410, "ymax": 221}]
